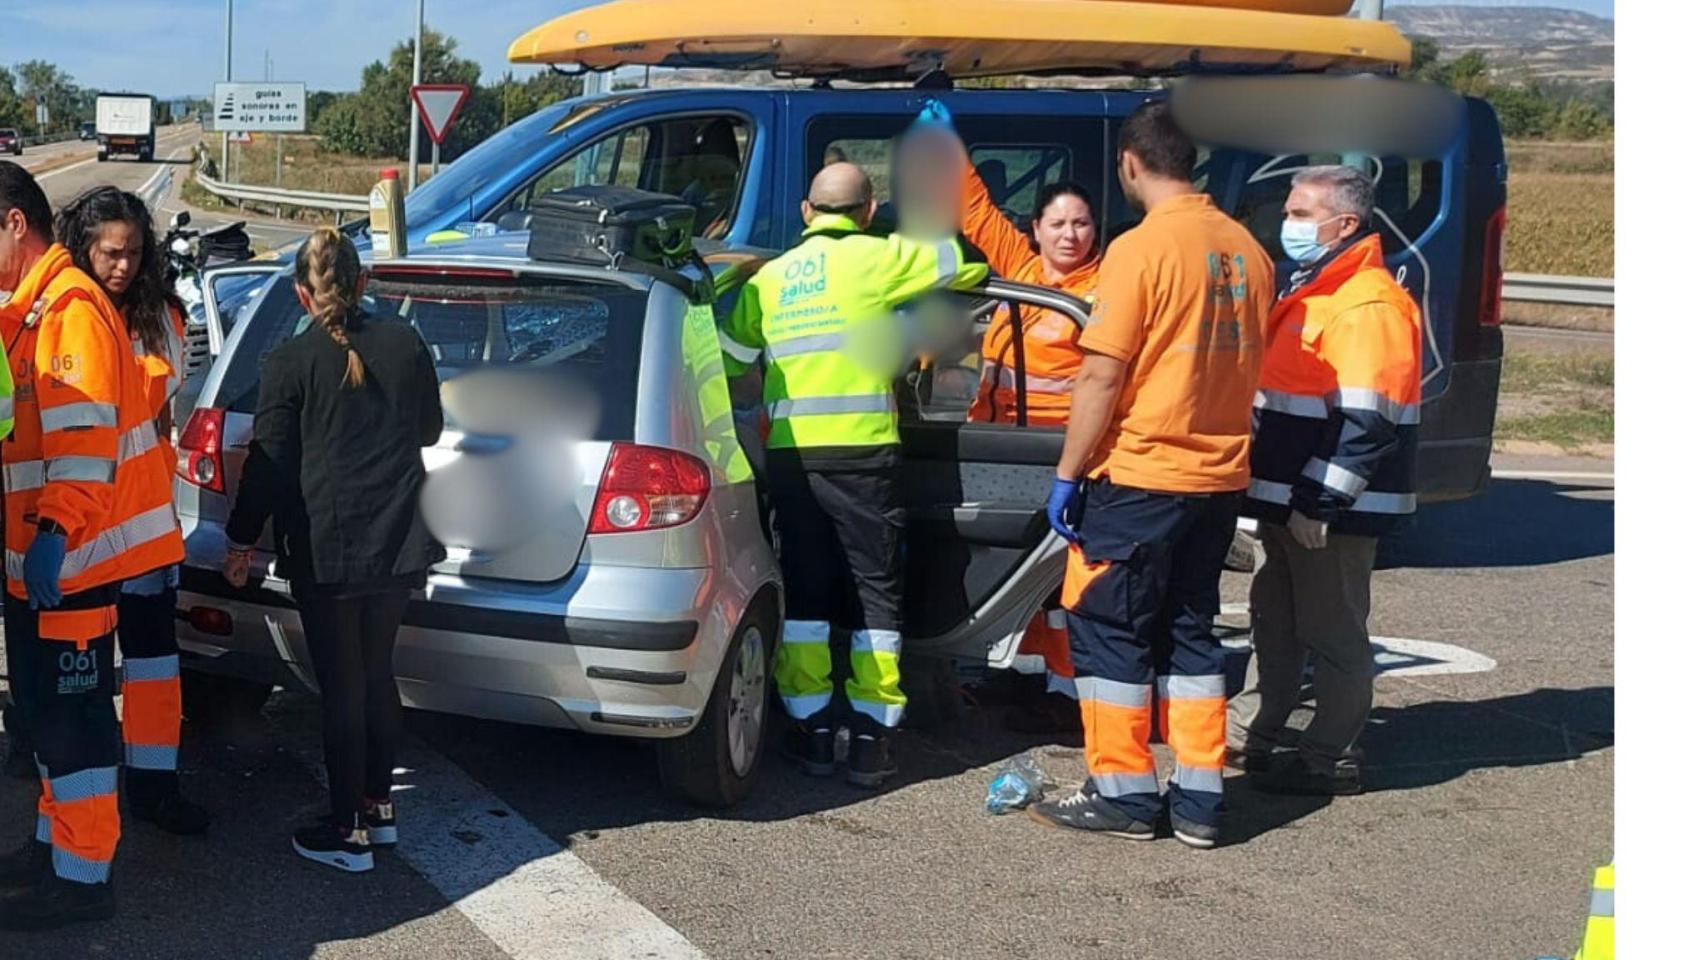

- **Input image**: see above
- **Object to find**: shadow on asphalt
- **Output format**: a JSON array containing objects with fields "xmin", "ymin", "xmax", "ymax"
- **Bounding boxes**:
[
  {"xmin": 1379, "ymin": 478, "xmax": 1613, "ymax": 569},
  {"xmin": 1361, "ymin": 684, "xmax": 1614, "ymax": 792}
]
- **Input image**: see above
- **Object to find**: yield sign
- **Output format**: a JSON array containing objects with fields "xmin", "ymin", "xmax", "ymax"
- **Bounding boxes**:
[{"xmin": 411, "ymin": 84, "xmax": 470, "ymax": 145}]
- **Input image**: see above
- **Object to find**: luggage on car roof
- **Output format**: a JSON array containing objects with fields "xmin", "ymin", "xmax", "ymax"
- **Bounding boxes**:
[{"xmin": 527, "ymin": 185, "xmax": 712, "ymax": 302}]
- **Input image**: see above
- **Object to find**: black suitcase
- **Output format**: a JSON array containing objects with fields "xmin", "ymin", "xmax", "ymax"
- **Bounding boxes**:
[{"xmin": 526, "ymin": 185, "xmax": 697, "ymax": 269}]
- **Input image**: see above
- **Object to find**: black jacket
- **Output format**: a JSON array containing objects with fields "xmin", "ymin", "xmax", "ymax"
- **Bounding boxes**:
[{"xmin": 227, "ymin": 314, "xmax": 445, "ymax": 587}]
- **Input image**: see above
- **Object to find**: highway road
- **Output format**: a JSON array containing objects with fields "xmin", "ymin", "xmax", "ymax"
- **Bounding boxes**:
[
  {"xmin": 26, "ymin": 122, "xmax": 310, "ymax": 254},
  {"xmin": 0, "ymin": 450, "xmax": 1612, "ymax": 960}
]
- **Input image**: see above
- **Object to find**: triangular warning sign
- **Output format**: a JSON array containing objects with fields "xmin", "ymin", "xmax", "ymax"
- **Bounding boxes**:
[{"xmin": 412, "ymin": 84, "xmax": 470, "ymax": 144}]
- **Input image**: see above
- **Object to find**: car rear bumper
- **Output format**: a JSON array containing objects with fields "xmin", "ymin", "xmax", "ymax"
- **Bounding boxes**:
[{"xmin": 175, "ymin": 564, "xmax": 737, "ymax": 739}]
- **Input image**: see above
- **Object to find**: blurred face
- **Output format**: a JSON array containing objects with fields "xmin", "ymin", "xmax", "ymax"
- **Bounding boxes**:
[
  {"xmin": 1032, "ymin": 192, "xmax": 1096, "ymax": 274},
  {"xmin": 88, "ymin": 219, "xmax": 143, "ymax": 298}
]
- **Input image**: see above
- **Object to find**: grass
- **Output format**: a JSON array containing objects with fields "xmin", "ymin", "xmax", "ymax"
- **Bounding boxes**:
[
  {"xmin": 1504, "ymin": 139, "xmax": 1614, "ymax": 278},
  {"xmin": 190, "ymin": 133, "xmax": 427, "ymax": 221},
  {"xmin": 1494, "ymin": 351, "xmax": 1615, "ymax": 451}
]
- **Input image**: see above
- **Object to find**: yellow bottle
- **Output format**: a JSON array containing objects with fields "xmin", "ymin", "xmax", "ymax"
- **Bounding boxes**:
[{"xmin": 369, "ymin": 168, "xmax": 408, "ymax": 260}]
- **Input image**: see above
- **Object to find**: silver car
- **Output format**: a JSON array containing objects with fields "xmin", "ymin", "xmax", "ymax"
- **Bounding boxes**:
[{"xmin": 176, "ymin": 234, "xmax": 1091, "ymax": 807}]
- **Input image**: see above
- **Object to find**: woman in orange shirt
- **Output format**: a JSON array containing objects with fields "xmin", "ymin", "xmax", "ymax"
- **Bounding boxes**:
[
  {"xmin": 959, "ymin": 156, "xmax": 1104, "ymax": 732},
  {"xmin": 53, "ymin": 187, "xmax": 206, "ymax": 834}
]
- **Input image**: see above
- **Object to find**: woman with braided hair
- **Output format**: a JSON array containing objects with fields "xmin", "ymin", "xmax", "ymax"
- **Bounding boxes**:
[{"xmin": 223, "ymin": 226, "xmax": 444, "ymax": 872}]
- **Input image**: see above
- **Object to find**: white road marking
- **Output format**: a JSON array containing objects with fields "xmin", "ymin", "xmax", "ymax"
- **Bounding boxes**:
[
  {"xmin": 283, "ymin": 731, "xmax": 706, "ymax": 960},
  {"xmin": 1221, "ymin": 632, "xmax": 1497, "ymax": 677},
  {"xmin": 1492, "ymin": 469, "xmax": 1614, "ymax": 484},
  {"xmin": 36, "ymin": 156, "xmax": 97, "ymax": 180}
]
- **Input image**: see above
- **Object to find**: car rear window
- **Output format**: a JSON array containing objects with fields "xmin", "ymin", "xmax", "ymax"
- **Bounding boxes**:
[{"xmin": 215, "ymin": 273, "xmax": 647, "ymax": 440}]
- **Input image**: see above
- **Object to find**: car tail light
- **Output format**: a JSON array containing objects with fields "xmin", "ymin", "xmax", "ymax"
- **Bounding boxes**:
[
  {"xmin": 188, "ymin": 606, "xmax": 233, "ymax": 636},
  {"xmin": 1478, "ymin": 204, "xmax": 1507, "ymax": 327},
  {"xmin": 588, "ymin": 444, "xmax": 710, "ymax": 535},
  {"xmin": 177, "ymin": 407, "xmax": 226, "ymax": 493}
]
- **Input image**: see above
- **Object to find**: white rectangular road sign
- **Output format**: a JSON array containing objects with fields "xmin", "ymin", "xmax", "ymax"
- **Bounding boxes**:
[{"xmin": 213, "ymin": 82, "xmax": 307, "ymax": 133}]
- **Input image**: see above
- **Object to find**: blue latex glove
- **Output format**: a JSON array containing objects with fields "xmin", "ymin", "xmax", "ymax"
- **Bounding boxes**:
[
  {"xmin": 1046, "ymin": 478, "xmax": 1085, "ymax": 545},
  {"xmin": 23, "ymin": 531, "xmax": 66, "ymax": 609},
  {"xmin": 916, "ymin": 98, "xmax": 953, "ymax": 128}
]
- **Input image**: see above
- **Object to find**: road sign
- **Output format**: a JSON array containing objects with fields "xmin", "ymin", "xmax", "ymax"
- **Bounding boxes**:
[
  {"xmin": 411, "ymin": 85, "xmax": 470, "ymax": 145},
  {"xmin": 213, "ymin": 82, "xmax": 306, "ymax": 132},
  {"xmin": 227, "ymin": 131, "xmax": 253, "ymax": 144},
  {"xmin": 34, "ymin": 102, "xmax": 47, "ymax": 126}
]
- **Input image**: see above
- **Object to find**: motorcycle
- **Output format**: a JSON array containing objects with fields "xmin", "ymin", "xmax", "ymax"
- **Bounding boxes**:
[{"xmin": 162, "ymin": 210, "xmax": 256, "ymax": 379}]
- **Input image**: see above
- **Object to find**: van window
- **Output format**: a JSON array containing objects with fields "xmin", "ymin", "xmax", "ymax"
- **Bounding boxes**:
[
  {"xmin": 806, "ymin": 115, "xmax": 1104, "ymax": 241},
  {"xmin": 1218, "ymin": 152, "xmax": 1446, "ymax": 266},
  {"xmin": 492, "ymin": 113, "xmax": 752, "ymax": 239},
  {"xmin": 216, "ymin": 274, "xmax": 648, "ymax": 440}
]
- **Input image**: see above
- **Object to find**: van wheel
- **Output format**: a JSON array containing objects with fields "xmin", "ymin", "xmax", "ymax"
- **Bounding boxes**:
[
  {"xmin": 181, "ymin": 669, "xmax": 274, "ymax": 729},
  {"xmin": 657, "ymin": 604, "xmax": 776, "ymax": 808}
]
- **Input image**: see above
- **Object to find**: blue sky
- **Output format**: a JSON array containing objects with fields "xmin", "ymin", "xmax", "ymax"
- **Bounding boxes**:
[{"xmin": 2, "ymin": 0, "xmax": 1615, "ymax": 99}]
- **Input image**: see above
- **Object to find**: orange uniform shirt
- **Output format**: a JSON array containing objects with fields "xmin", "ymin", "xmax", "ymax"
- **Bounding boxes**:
[
  {"xmin": 130, "ymin": 303, "xmax": 187, "ymax": 481},
  {"xmin": 962, "ymin": 165, "xmax": 1100, "ymax": 426},
  {"xmin": 1078, "ymin": 193, "xmax": 1273, "ymax": 493}
]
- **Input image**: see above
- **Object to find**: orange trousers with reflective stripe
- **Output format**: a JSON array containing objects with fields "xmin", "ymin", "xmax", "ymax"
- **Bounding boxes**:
[
  {"xmin": 6, "ymin": 587, "xmax": 122, "ymax": 885},
  {"xmin": 1062, "ymin": 483, "xmax": 1241, "ymax": 829}
]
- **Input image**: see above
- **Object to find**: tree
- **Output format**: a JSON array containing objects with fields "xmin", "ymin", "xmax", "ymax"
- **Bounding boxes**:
[
  {"xmin": 14, "ymin": 60, "xmax": 77, "ymax": 135},
  {"xmin": 317, "ymin": 27, "xmax": 499, "ymax": 160},
  {"xmin": 0, "ymin": 67, "xmax": 26, "ymax": 130},
  {"xmin": 1403, "ymin": 36, "xmax": 1441, "ymax": 79},
  {"xmin": 1484, "ymin": 82, "xmax": 1555, "ymax": 139},
  {"xmin": 1551, "ymin": 99, "xmax": 1610, "ymax": 140}
]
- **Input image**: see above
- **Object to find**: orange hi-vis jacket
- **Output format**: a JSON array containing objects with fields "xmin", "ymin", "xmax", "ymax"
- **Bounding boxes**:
[
  {"xmin": 0, "ymin": 245, "xmax": 185, "ymax": 600},
  {"xmin": 131, "ymin": 303, "xmax": 187, "ymax": 482},
  {"xmin": 961, "ymin": 165, "xmax": 1100, "ymax": 426},
  {"xmin": 1245, "ymin": 233, "xmax": 1422, "ymax": 537}
]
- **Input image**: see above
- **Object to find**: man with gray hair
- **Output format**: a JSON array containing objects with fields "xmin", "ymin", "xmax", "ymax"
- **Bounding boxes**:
[{"xmin": 1226, "ymin": 163, "xmax": 1423, "ymax": 797}]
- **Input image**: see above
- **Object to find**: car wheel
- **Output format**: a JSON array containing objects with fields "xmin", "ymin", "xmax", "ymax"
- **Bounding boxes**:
[
  {"xmin": 97, "ymin": 152, "xmax": 108, "ymax": 162},
  {"xmin": 656, "ymin": 600, "xmax": 776, "ymax": 808},
  {"xmin": 897, "ymin": 653, "xmax": 967, "ymax": 732},
  {"xmin": 181, "ymin": 668, "xmax": 274, "ymax": 729}
]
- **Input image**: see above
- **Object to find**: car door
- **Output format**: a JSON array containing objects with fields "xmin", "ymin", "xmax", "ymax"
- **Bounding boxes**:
[{"xmin": 897, "ymin": 279, "xmax": 1090, "ymax": 669}]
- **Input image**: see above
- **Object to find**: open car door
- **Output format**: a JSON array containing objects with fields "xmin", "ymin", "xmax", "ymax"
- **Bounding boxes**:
[{"xmin": 898, "ymin": 278, "xmax": 1091, "ymax": 671}]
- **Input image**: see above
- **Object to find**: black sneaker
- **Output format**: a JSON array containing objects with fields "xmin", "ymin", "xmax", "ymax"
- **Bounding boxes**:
[
  {"xmin": 781, "ymin": 724, "xmax": 836, "ymax": 777},
  {"xmin": 131, "ymin": 792, "xmax": 212, "ymax": 836},
  {"xmin": 0, "ymin": 876, "xmax": 115, "ymax": 930},
  {"xmin": 292, "ymin": 822, "xmax": 373, "ymax": 873},
  {"xmin": 364, "ymin": 802, "xmax": 398, "ymax": 847},
  {"xmin": 320, "ymin": 803, "xmax": 397, "ymax": 848},
  {"xmin": 1225, "ymin": 746, "xmax": 1272, "ymax": 774},
  {"xmin": 1168, "ymin": 810, "xmax": 1220, "ymax": 850},
  {"xmin": 846, "ymin": 732, "xmax": 898, "ymax": 788},
  {"xmin": 1027, "ymin": 783, "xmax": 1157, "ymax": 841},
  {"xmin": 0, "ymin": 842, "xmax": 49, "ymax": 895},
  {"xmin": 1252, "ymin": 755, "xmax": 1363, "ymax": 797}
]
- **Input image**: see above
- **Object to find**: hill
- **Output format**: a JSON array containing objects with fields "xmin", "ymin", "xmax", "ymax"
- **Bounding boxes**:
[{"xmin": 1389, "ymin": 5, "xmax": 1614, "ymax": 82}]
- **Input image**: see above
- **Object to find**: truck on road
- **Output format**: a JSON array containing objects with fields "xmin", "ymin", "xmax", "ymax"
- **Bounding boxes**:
[{"xmin": 96, "ymin": 92, "xmax": 156, "ymax": 162}]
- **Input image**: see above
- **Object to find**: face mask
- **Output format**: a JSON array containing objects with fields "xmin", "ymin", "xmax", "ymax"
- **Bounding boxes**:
[{"xmin": 1280, "ymin": 217, "xmax": 1339, "ymax": 265}]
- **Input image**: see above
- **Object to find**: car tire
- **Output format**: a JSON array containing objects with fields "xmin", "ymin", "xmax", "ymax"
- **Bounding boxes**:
[
  {"xmin": 97, "ymin": 151, "xmax": 108, "ymax": 163},
  {"xmin": 181, "ymin": 668, "xmax": 274, "ymax": 728},
  {"xmin": 656, "ymin": 599, "xmax": 777, "ymax": 808},
  {"xmin": 896, "ymin": 653, "xmax": 967, "ymax": 732}
]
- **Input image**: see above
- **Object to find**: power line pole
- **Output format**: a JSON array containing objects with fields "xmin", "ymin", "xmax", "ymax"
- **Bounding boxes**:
[
  {"xmin": 221, "ymin": 0, "xmax": 233, "ymax": 179},
  {"xmin": 1359, "ymin": 0, "xmax": 1383, "ymax": 19},
  {"xmin": 407, "ymin": 0, "xmax": 424, "ymax": 193}
]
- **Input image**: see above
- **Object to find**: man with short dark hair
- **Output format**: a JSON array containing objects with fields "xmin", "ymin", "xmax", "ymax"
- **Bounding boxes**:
[
  {"xmin": 1027, "ymin": 105, "xmax": 1273, "ymax": 849},
  {"xmin": 1226, "ymin": 163, "xmax": 1423, "ymax": 798}
]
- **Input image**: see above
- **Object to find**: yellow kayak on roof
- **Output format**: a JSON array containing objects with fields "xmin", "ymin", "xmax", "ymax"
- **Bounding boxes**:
[{"xmin": 508, "ymin": 0, "xmax": 1406, "ymax": 79}]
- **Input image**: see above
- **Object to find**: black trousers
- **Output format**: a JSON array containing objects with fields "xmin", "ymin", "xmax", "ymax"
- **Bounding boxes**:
[{"xmin": 294, "ymin": 585, "xmax": 410, "ymax": 829}]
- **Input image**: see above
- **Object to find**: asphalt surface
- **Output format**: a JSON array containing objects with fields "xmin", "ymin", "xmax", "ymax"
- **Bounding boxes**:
[{"xmin": 0, "ymin": 451, "xmax": 1613, "ymax": 959}]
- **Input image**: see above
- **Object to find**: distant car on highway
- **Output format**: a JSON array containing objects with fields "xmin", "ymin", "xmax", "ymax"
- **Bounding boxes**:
[
  {"xmin": 79, "ymin": 121, "xmax": 97, "ymax": 140},
  {"xmin": 0, "ymin": 128, "xmax": 21, "ymax": 156}
]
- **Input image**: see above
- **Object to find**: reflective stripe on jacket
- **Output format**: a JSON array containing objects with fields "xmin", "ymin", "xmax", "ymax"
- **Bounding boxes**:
[
  {"xmin": 1245, "ymin": 234, "xmax": 1422, "ymax": 537},
  {"xmin": 0, "ymin": 244, "xmax": 184, "ymax": 598},
  {"xmin": 131, "ymin": 302, "xmax": 186, "ymax": 483},
  {"xmin": 721, "ymin": 214, "xmax": 989, "ymax": 451},
  {"xmin": 959, "ymin": 165, "xmax": 1099, "ymax": 426}
]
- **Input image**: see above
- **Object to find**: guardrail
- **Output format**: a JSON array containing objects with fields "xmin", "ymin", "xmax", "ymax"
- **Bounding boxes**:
[
  {"xmin": 192, "ymin": 165, "xmax": 367, "ymax": 224},
  {"xmin": 1502, "ymin": 273, "xmax": 1614, "ymax": 308}
]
